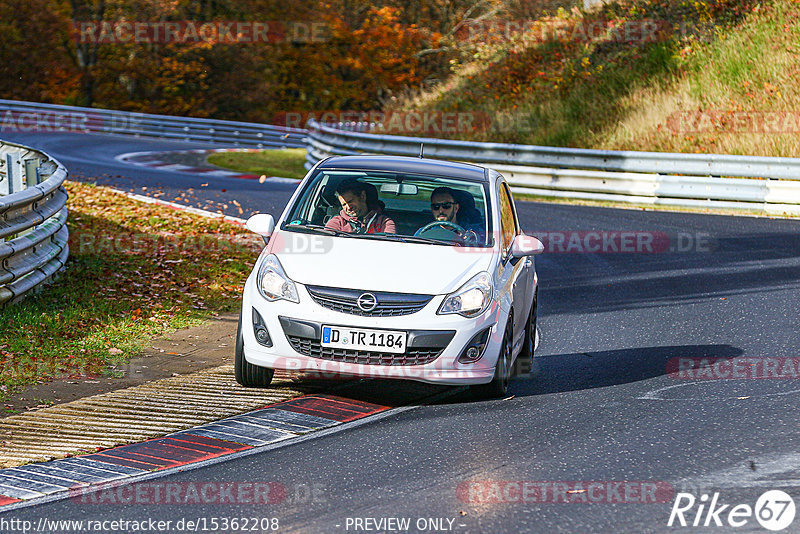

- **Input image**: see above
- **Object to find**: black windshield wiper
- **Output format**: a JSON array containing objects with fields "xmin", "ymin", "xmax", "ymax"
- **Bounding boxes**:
[
  {"xmin": 365, "ymin": 234, "xmax": 462, "ymax": 246},
  {"xmin": 283, "ymin": 223, "xmax": 346, "ymax": 237},
  {"xmin": 350, "ymin": 233, "xmax": 412, "ymax": 243}
]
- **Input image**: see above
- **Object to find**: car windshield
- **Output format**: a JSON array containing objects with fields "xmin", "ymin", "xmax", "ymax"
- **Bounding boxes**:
[{"xmin": 281, "ymin": 169, "xmax": 494, "ymax": 247}]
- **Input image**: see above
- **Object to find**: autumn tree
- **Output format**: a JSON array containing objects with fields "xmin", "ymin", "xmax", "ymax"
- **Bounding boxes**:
[
  {"xmin": 2, "ymin": 0, "xmax": 480, "ymax": 121},
  {"xmin": 0, "ymin": 0, "xmax": 76, "ymax": 103}
]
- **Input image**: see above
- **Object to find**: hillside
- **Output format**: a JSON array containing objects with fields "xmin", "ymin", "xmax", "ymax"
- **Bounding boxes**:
[{"xmin": 393, "ymin": 0, "xmax": 800, "ymax": 157}]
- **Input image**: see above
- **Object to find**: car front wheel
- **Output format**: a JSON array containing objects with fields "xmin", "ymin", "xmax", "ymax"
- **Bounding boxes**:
[
  {"xmin": 471, "ymin": 316, "xmax": 513, "ymax": 399},
  {"xmin": 235, "ymin": 311, "xmax": 275, "ymax": 387}
]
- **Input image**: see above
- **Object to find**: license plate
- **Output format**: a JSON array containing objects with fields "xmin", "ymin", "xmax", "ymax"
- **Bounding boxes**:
[{"xmin": 321, "ymin": 325, "xmax": 407, "ymax": 354}]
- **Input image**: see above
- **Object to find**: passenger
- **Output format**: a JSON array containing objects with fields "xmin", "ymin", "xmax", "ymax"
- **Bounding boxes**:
[
  {"xmin": 429, "ymin": 187, "xmax": 483, "ymax": 240},
  {"xmin": 326, "ymin": 179, "xmax": 396, "ymax": 234}
]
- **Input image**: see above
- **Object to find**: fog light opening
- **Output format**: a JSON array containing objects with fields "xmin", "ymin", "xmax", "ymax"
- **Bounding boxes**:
[
  {"xmin": 251, "ymin": 308, "xmax": 273, "ymax": 347},
  {"xmin": 255, "ymin": 328, "xmax": 271, "ymax": 345},
  {"xmin": 458, "ymin": 327, "xmax": 491, "ymax": 364}
]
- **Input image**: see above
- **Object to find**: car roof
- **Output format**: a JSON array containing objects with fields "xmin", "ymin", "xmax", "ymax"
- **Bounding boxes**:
[{"xmin": 317, "ymin": 155, "xmax": 489, "ymax": 183}]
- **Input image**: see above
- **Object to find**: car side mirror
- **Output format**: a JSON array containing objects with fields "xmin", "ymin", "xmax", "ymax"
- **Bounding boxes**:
[
  {"xmin": 246, "ymin": 214, "xmax": 275, "ymax": 243},
  {"xmin": 511, "ymin": 233, "xmax": 544, "ymax": 257}
]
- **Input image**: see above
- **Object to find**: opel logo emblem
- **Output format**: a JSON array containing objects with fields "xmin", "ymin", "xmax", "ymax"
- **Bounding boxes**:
[{"xmin": 357, "ymin": 292, "xmax": 377, "ymax": 312}]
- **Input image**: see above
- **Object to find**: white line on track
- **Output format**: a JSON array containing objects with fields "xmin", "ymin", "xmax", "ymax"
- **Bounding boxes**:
[
  {"xmin": 106, "ymin": 187, "xmax": 247, "ymax": 225},
  {"xmin": 637, "ymin": 381, "xmax": 800, "ymax": 401}
]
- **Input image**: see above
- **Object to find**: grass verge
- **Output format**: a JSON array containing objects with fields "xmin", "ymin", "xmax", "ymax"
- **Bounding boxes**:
[
  {"xmin": 397, "ymin": 0, "xmax": 800, "ymax": 157},
  {"xmin": 0, "ymin": 181, "xmax": 262, "ymax": 406},
  {"xmin": 207, "ymin": 148, "xmax": 307, "ymax": 179}
]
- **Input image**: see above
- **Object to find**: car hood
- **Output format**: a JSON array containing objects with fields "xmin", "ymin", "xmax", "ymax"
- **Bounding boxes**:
[{"xmin": 270, "ymin": 231, "xmax": 495, "ymax": 294}]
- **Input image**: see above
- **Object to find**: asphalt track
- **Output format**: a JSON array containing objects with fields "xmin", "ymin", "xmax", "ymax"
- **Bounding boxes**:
[{"xmin": 2, "ymin": 131, "xmax": 800, "ymax": 533}]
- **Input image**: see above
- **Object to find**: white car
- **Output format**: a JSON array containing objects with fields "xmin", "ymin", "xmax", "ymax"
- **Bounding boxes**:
[{"xmin": 236, "ymin": 155, "xmax": 543, "ymax": 397}]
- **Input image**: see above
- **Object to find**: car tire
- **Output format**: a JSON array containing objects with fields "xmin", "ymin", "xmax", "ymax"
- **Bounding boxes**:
[
  {"xmin": 235, "ymin": 311, "xmax": 275, "ymax": 388},
  {"xmin": 471, "ymin": 316, "xmax": 513, "ymax": 399},
  {"xmin": 516, "ymin": 291, "xmax": 537, "ymax": 376}
]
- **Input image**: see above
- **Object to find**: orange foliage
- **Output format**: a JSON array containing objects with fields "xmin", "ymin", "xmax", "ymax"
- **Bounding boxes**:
[{"xmin": 1, "ymin": 0, "xmax": 469, "ymax": 121}]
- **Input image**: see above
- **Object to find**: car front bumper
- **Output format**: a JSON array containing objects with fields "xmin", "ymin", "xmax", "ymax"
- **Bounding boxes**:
[{"xmin": 241, "ymin": 276, "xmax": 507, "ymax": 385}]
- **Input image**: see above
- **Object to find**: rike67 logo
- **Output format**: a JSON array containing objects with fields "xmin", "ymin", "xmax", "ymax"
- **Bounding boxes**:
[{"xmin": 668, "ymin": 490, "xmax": 796, "ymax": 531}]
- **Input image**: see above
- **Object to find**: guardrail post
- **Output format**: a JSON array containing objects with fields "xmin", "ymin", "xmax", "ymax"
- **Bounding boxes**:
[
  {"xmin": 2, "ymin": 153, "xmax": 23, "ymax": 194},
  {"xmin": 24, "ymin": 158, "xmax": 41, "ymax": 186},
  {"xmin": 107, "ymin": 113, "xmax": 123, "ymax": 134}
]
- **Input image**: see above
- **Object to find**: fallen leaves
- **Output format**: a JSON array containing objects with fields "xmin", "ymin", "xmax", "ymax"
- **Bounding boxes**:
[{"xmin": 1, "ymin": 180, "xmax": 256, "ymax": 398}]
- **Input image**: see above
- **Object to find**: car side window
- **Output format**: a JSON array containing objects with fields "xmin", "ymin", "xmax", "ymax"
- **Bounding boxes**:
[{"xmin": 498, "ymin": 182, "xmax": 517, "ymax": 252}]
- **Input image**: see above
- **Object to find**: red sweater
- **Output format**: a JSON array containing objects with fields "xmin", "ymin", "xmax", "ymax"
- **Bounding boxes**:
[{"xmin": 325, "ymin": 209, "xmax": 396, "ymax": 234}]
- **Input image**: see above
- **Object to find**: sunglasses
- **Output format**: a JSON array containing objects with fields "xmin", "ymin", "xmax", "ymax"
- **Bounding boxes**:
[{"xmin": 431, "ymin": 202, "xmax": 455, "ymax": 210}]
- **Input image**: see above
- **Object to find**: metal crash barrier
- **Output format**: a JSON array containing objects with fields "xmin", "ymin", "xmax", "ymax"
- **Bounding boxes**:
[
  {"xmin": 0, "ymin": 139, "xmax": 69, "ymax": 306},
  {"xmin": 0, "ymin": 99, "xmax": 307, "ymax": 149},
  {"xmin": 305, "ymin": 119, "xmax": 800, "ymax": 214}
]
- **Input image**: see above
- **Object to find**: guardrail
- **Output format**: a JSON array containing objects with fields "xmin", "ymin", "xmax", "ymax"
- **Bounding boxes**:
[
  {"xmin": 306, "ymin": 120, "xmax": 800, "ymax": 214},
  {"xmin": 0, "ymin": 139, "xmax": 69, "ymax": 306},
  {"xmin": 0, "ymin": 100, "xmax": 307, "ymax": 149}
]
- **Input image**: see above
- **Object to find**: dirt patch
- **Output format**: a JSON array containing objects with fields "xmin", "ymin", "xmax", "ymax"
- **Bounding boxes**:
[{"xmin": 2, "ymin": 312, "xmax": 239, "ymax": 417}]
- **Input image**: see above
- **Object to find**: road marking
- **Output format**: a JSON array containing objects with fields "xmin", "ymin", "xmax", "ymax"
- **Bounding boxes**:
[
  {"xmin": 114, "ymin": 148, "xmax": 300, "ymax": 183},
  {"xmin": 638, "ymin": 381, "xmax": 800, "ymax": 401}
]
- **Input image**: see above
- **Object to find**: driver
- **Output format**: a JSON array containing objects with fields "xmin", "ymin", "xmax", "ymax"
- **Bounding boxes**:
[
  {"xmin": 326, "ymin": 179, "xmax": 396, "ymax": 234},
  {"xmin": 429, "ymin": 187, "xmax": 482, "ymax": 241}
]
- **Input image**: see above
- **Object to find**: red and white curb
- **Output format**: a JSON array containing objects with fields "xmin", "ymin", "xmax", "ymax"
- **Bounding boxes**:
[
  {"xmin": 0, "ymin": 394, "xmax": 380, "ymax": 505},
  {"xmin": 0, "ymin": 389, "xmax": 457, "ymax": 510},
  {"xmin": 115, "ymin": 148, "xmax": 301, "ymax": 184}
]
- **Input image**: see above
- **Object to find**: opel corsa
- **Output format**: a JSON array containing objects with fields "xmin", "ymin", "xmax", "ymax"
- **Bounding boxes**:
[{"xmin": 236, "ymin": 155, "xmax": 543, "ymax": 397}]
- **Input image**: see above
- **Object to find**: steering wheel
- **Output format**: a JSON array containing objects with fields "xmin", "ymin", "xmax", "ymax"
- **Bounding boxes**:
[{"xmin": 414, "ymin": 220, "xmax": 466, "ymax": 237}]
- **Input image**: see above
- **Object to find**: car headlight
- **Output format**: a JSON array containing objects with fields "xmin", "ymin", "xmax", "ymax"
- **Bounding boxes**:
[
  {"xmin": 438, "ymin": 272, "xmax": 493, "ymax": 318},
  {"xmin": 257, "ymin": 254, "xmax": 299, "ymax": 303}
]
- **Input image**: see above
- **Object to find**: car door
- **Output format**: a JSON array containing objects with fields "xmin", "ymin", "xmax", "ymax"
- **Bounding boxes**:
[{"xmin": 497, "ymin": 180, "xmax": 530, "ymax": 353}]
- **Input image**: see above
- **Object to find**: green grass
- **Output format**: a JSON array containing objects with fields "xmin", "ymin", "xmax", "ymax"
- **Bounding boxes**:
[
  {"xmin": 398, "ymin": 0, "xmax": 800, "ymax": 157},
  {"xmin": 207, "ymin": 148, "xmax": 308, "ymax": 179},
  {"xmin": 0, "ymin": 181, "xmax": 260, "ymax": 404}
]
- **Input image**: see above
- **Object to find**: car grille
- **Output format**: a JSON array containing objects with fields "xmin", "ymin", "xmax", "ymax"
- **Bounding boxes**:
[
  {"xmin": 286, "ymin": 336, "xmax": 443, "ymax": 366},
  {"xmin": 305, "ymin": 285, "xmax": 433, "ymax": 317}
]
